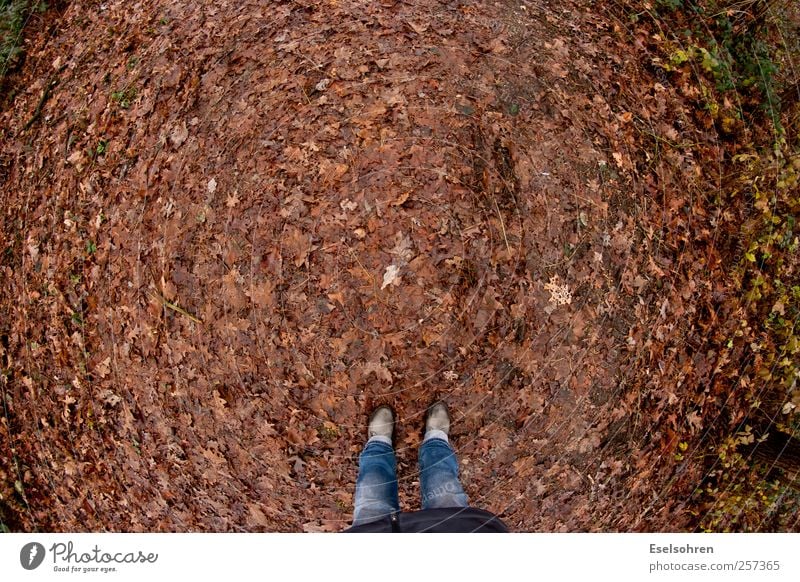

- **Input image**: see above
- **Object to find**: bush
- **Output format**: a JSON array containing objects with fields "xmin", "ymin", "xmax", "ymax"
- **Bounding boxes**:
[{"xmin": 1, "ymin": 1, "xmax": 31, "ymax": 75}]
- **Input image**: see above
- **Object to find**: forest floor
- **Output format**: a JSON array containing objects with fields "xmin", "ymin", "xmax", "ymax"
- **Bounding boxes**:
[{"xmin": 0, "ymin": 0, "xmax": 796, "ymax": 531}]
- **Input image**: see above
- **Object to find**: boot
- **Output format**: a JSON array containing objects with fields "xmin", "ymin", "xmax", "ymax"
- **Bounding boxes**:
[
  {"xmin": 425, "ymin": 401, "xmax": 450, "ymax": 438},
  {"xmin": 368, "ymin": 405, "xmax": 395, "ymax": 443}
]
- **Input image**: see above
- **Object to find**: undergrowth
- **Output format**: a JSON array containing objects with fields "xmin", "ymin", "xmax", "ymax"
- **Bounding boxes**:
[
  {"xmin": 1, "ymin": 0, "xmax": 50, "ymax": 107},
  {"xmin": 647, "ymin": 0, "xmax": 794, "ymax": 134},
  {"xmin": 1, "ymin": 0, "xmax": 32, "ymax": 76},
  {"xmin": 633, "ymin": 0, "xmax": 800, "ymax": 530},
  {"xmin": 697, "ymin": 435, "xmax": 799, "ymax": 531}
]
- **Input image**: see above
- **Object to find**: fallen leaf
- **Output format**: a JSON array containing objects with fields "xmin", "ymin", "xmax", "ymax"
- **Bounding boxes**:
[
  {"xmin": 544, "ymin": 276, "xmax": 571, "ymax": 306},
  {"xmin": 170, "ymin": 121, "xmax": 189, "ymax": 148},
  {"xmin": 99, "ymin": 389, "xmax": 121, "ymax": 406},
  {"xmin": 687, "ymin": 410, "xmax": 702, "ymax": 432},
  {"xmin": 406, "ymin": 21, "xmax": 428, "ymax": 34},
  {"xmin": 363, "ymin": 361, "xmax": 392, "ymax": 382},
  {"xmin": 391, "ymin": 190, "xmax": 412, "ymax": 206},
  {"xmin": 67, "ymin": 150, "xmax": 86, "ymax": 172},
  {"xmin": 381, "ymin": 264, "xmax": 401, "ymax": 289},
  {"xmin": 95, "ymin": 357, "xmax": 112, "ymax": 379},
  {"xmin": 314, "ymin": 78, "xmax": 331, "ymax": 92}
]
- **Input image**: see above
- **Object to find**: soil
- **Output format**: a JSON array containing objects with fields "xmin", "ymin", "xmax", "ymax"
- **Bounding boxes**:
[{"xmin": 0, "ymin": 0, "xmax": 756, "ymax": 531}]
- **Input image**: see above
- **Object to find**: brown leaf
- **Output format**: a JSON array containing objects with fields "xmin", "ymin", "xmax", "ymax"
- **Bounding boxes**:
[
  {"xmin": 362, "ymin": 361, "xmax": 392, "ymax": 383},
  {"xmin": 391, "ymin": 190, "xmax": 412, "ymax": 207},
  {"xmin": 247, "ymin": 280, "xmax": 275, "ymax": 308},
  {"xmin": 381, "ymin": 264, "xmax": 401, "ymax": 289},
  {"xmin": 169, "ymin": 121, "xmax": 188, "ymax": 148}
]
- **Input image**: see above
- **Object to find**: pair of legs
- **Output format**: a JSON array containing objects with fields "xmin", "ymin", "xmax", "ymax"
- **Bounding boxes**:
[{"xmin": 352, "ymin": 410, "xmax": 469, "ymax": 527}]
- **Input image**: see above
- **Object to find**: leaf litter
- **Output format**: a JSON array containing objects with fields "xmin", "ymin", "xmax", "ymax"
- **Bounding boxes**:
[{"xmin": 0, "ymin": 0, "xmax": 785, "ymax": 532}]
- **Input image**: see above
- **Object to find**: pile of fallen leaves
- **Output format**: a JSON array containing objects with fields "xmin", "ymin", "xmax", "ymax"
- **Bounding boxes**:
[{"xmin": 1, "ymin": 0, "xmax": 797, "ymax": 532}]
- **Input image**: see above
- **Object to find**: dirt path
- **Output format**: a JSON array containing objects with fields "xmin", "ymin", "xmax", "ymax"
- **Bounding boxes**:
[{"xmin": 1, "ymin": 0, "xmax": 699, "ymax": 531}]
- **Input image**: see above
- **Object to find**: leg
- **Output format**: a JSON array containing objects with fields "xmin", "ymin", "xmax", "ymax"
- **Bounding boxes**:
[
  {"xmin": 419, "ymin": 432, "xmax": 469, "ymax": 509},
  {"xmin": 352, "ymin": 435, "xmax": 400, "ymax": 526}
]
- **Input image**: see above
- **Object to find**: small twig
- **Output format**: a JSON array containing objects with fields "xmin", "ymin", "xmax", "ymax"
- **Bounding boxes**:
[
  {"xmin": 22, "ymin": 66, "xmax": 66, "ymax": 132},
  {"xmin": 492, "ymin": 196, "xmax": 513, "ymax": 256},
  {"xmin": 149, "ymin": 291, "xmax": 203, "ymax": 324},
  {"xmin": 345, "ymin": 244, "xmax": 376, "ymax": 287}
]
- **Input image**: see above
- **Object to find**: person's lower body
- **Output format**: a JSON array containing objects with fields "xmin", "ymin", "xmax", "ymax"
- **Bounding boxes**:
[
  {"xmin": 418, "ymin": 431, "xmax": 469, "ymax": 509},
  {"xmin": 352, "ymin": 436, "xmax": 400, "ymax": 526},
  {"xmin": 351, "ymin": 405, "xmax": 469, "ymax": 526}
]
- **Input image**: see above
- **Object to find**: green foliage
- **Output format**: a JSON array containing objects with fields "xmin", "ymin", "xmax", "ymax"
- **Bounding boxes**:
[
  {"xmin": 111, "ymin": 86, "xmax": 137, "ymax": 109},
  {"xmin": 642, "ymin": 0, "xmax": 800, "ymax": 530},
  {"xmin": 698, "ymin": 435, "xmax": 799, "ymax": 531},
  {"xmin": 652, "ymin": 1, "xmax": 785, "ymax": 131},
  {"xmin": 317, "ymin": 421, "xmax": 340, "ymax": 441},
  {"xmin": 699, "ymin": 150, "xmax": 800, "ymax": 532},
  {"xmin": 0, "ymin": 0, "xmax": 29, "ymax": 76},
  {"xmin": 656, "ymin": 0, "xmax": 684, "ymax": 11},
  {"xmin": 717, "ymin": 24, "xmax": 781, "ymax": 126},
  {"xmin": 739, "ymin": 154, "xmax": 800, "ymax": 400}
]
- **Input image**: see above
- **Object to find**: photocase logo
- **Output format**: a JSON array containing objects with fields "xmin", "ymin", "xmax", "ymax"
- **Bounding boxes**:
[{"xmin": 20, "ymin": 542, "xmax": 46, "ymax": 570}]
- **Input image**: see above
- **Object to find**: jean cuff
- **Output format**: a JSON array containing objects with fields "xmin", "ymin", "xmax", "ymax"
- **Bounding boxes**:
[
  {"xmin": 366, "ymin": 434, "xmax": 392, "ymax": 447},
  {"xmin": 423, "ymin": 429, "xmax": 449, "ymax": 443}
]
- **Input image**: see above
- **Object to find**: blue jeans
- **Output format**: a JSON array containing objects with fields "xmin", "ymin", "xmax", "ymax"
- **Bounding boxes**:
[{"xmin": 352, "ymin": 433, "xmax": 469, "ymax": 526}]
